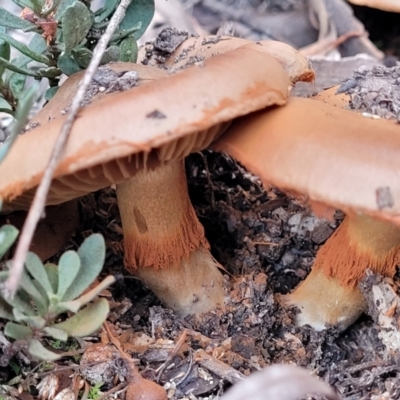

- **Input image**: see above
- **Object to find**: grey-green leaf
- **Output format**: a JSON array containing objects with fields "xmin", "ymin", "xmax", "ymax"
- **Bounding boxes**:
[
  {"xmin": 55, "ymin": 0, "xmax": 76, "ymax": 19},
  {"xmin": 19, "ymin": 269, "xmax": 47, "ymax": 315},
  {"xmin": 25, "ymin": 252, "xmax": 54, "ymax": 294},
  {"xmin": 0, "ymin": 225, "xmax": 18, "ymax": 259},
  {"xmin": 0, "ymin": 8, "xmax": 36, "ymax": 30},
  {"xmin": 0, "ymin": 82, "xmax": 39, "ymax": 163},
  {"xmin": 0, "ymin": 32, "xmax": 50, "ymax": 65},
  {"xmin": 119, "ymin": 37, "xmax": 138, "ymax": 62},
  {"xmin": 44, "ymin": 263, "xmax": 59, "ymax": 293},
  {"xmin": 72, "ymin": 47, "xmax": 92, "ymax": 69},
  {"xmin": 57, "ymin": 250, "xmax": 81, "ymax": 299},
  {"xmin": 59, "ymin": 275, "xmax": 114, "ymax": 313},
  {"xmin": 45, "ymin": 86, "xmax": 59, "ymax": 101},
  {"xmin": 57, "ymin": 54, "xmax": 80, "ymax": 75},
  {"xmin": 28, "ymin": 339, "xmax": 62, "ymax": 361},
  {"xmin": 53, "ymin": 298, "xmax": 109, "ymax": 337},
  {"xmin": 4, "ymin": 322, "xmax": 33, "ymax": 340},
  {"xmin": 43, "ymin": 326, "xmax": 68, "ymax": 341},
  {"xmin": 62, "ymin": 234, "xmax": 105, "ymax": 301},
  {"xmin": 62, "ymin": 1, "xmax": 92, "ymax": 53},
  {"xmin": 0, "ymin": 296, "xmax": 14, "ymax": 320},
  {"xmin": 95, "ymin": 0, "xmax": 118, "ymax": 22},
  {"xmin": 0, "ymin": 27, "xmax": 10, "ymax": 77},
  {"xmin": 13, "ymin": 309, "xmax": 46, "ymax": 329},
  {"xmin": 119, "ymin": 0, "xmax": 155, "ymax": 40}
]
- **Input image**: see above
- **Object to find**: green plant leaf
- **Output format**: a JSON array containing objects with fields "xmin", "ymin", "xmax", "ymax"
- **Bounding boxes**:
[
  {"xmin": 4, "ymin": 322, "xmax": 33, "ymax": 340},
  {"xmin": 28, "ymin": 339, "xmax": 62, "ymax": 361},
  {"xmin": 62, "ymin": 1, "xmax": 92, "ymax": 54},
  {"xmin": 0, "ymin": 225, "xmax": 18, "ymax": 259},
  {"xmin": 55, "ymin": 0, "xmax": 75, "ymax": 19},
  {"xmin": 53, "ymin": 298, "xmax": 109, "ymax": 337},
  {"xmin": 0, "ymin": 96, "xmax": 12, "ymax": 113},
  {"xmin": 71, "ymin": 47, "xmax": 92, "ymax": 69},
  {"xmin": 0, "ymin": 32, "xmax": 50, "ymax": 65},
  {"xmin": 0, "ymin": 27, "xmax": 10, "ymax": 77},
  {"xmin": 94, "ymin": 0, "xmax": 118, "ymax": 22},
  {"xmin": 12, "ymin": 0, "xmax": 44, "ymax": 15},
  {"xmin": 25, "ymin": 252, "xmax": 54, "ymax": 294},
  {"xmin": 59, "ymin": 275, "xmax": 114, "ymax": 313},
  {"xmin": 57, "ymin": 54, "xmax": 80, "ymax": 75},
  {"xmin": 19, "ymin": 269, "xmax": 47, "ymax": 315},
  {"xmin": 0, "ymin": 8, "xmax": 36, "ymax": 30},
  {"xmin": 45, "ymin": 86, "xmax": 59, "ymax": 101},
  {"xmin": 119, "ymin": 0, "xmax": 155, "ymax": 40},
  {"xmin": 4, "ymin": 286, "xmax": 36, "ymax": 316},
  {"xmin": 119, "ymin": 37, "xmax": 138, "ymax": 62},
  {"xmin": 0, "ymin": 56, "xmax": 41, "ymax": 77},
  {"xmin": 44, "ymin": 263, "xmax": 58, "ymax": 293},
  {"xmin": 13, "ymin": 309, "xmax": 46, "ymax": 329},
  {"xmin": 57, "ymin": 250, "xmax": 81, "ymax": 299},
  {"xmin": 0, "ymin": 81, "xmax": 39, "ymax": 163},
  {"xmin": 43, "ymin": 326, "xmax": 68, "ymax": 341},
  {"xmin": 0, "ymin": 296, "xmax": 14, "ymax": 320},
  {"xmin": 100, "ymin": 45, "xmax": 119, "ymax": 64},
  {"xmin": 62, "ymin": 234, "xmax": 105, "ymax": 301},
  {"xmin": 9, "ymin": 72, "xmax": 26, "ymax": 100}
]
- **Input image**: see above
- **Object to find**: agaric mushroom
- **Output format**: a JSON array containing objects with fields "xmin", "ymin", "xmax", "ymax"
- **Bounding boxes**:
[
  {"xmin": 213, "ymin": 96, "xmax": 400, "ymax": 330},
  {"xmin": 139, "ymin": 35, "xmax": 315, "ymax": 84},
  {"xmin": 347, "ymin": 0, "xmax": 400, "ymax": 12},
  {"xmin": 0, "ymin": 43, "xmax": 312, "ymax": 316}
]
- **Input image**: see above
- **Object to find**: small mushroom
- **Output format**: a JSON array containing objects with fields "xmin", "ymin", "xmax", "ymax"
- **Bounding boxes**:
[
  {"xmin": 0, "ymin": 43, "xmax": 310, "ymax": 316},
  {"xmin": 213, "ymin": 96, "xmax": 400, "ymax": 330}
]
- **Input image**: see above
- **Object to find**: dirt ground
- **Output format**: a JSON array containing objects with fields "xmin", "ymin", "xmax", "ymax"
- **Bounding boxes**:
[{"xmin": 2, "ymin": 1, "xmax": 400, "ymax": 400}]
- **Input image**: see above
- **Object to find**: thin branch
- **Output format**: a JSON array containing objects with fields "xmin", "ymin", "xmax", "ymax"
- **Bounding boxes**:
[{"xmin": 2, "ymin": 0, "xmax": 133, "ymax": 298}]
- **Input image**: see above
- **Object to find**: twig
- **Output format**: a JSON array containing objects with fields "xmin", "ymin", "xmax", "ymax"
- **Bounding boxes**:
[{"xmin": 2, "ymin": 0, "xmax": 133, "ymax": 298}]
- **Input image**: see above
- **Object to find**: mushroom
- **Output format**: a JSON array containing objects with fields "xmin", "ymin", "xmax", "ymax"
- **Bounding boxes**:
[
  {"xmin": 213, "ymin": 96, "xmax": 400, "ymax": 330},
  {"xmin": 139, "ymin": 35, "xmax": 314, "ymax": 84},
  {"xmin": 0, "ymin": 43, "xmax": 312, "ymax": 316}
]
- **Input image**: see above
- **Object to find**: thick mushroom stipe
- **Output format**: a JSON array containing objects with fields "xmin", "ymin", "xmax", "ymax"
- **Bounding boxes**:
[
  {"xmin": 281, "ymin": 268, "xmax": 366, "ymax": 331},
  {"xmin": 213, "ymin": 97, "xmax": 400, "ymax": 329},
  {"xmin": 117, "ymin": 160, "xmax": 208, "ymax": 270},
  {"xmin": 284, "ymin": 214, "xmax": 400, "ymax": 330},
  {"xmin": 117, "ymin": 159, "xmax": 225, "ymax": 315},
  {"xmin": 316, "ymin": 214, "xmax": 400, "ymax": 287}
]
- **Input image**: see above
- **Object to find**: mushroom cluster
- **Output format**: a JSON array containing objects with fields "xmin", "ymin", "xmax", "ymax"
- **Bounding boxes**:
[
  {"xmin": 0, "ymin": 38, "xmax": 313, "ymax": 317},
  {"xmin": 214, "ymin": 93, "xmax": 400, "ymax": 330}
]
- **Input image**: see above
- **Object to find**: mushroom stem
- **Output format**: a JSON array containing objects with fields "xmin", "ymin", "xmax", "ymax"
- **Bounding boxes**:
[
  {"xmin": 116, "ymin": 159, "xmax": 225, "ymax": 316},
  {"xmin": 283, "ymin": 213, "xmax": 400, "ymax": 330}
]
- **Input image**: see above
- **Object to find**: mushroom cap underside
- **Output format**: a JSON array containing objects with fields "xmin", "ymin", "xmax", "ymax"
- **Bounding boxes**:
[
  {"xmin": 0, "ymin": 46, "xmax": 291, "ymax": 210},
  {"xmin": 213, "ymin": 96, "xmax": 400, "ymax": 223}
]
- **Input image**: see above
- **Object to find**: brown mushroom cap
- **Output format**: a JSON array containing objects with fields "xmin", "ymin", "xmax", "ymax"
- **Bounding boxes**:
[
  {"xmin": 0, "ymin": 46, "xmax": 291, "ymax": 210},
  {"xmin": 312, "ymin": 85, "xmax": 352, "ymax": 109},
  {"xmin": 347, "ymin": 0, "xmax": 400, "ymax": 12},
  {"xmin": 213, "ymin": 96, "xmax": 400, "ymax": 224},
  {"xmin": 139, "ymin": 35, "xmax": 315, "ymax": 84}
]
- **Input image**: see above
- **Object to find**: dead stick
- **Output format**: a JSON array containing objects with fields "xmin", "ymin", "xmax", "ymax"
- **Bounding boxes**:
[
  {"xmin": 2, "ymin": 0, "xmax": 133, "ymax": 298},
  {"xmin": 194, "ymin": 349, "xmax": 246, "ymax": 384}
]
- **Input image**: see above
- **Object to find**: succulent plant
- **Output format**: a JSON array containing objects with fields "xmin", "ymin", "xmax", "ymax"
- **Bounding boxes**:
[
  {"xmin": 0, "ymin": 231, "xmax": 115, "ymax": 361},
  {"xmin": 0, "ymin": 0, "xmax": 155, "ymax": 112}
]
